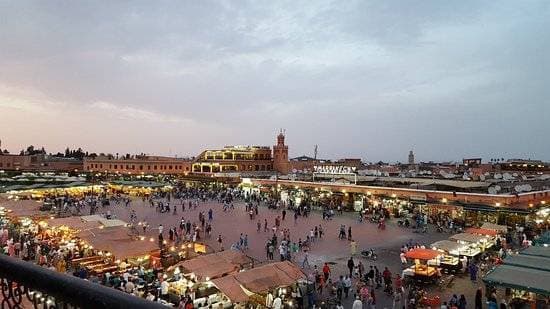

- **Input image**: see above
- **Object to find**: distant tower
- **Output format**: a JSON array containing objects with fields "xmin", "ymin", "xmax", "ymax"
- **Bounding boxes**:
[
  {"xmin": 314, "ymin": 145, "xmax": 318, "ymax": 160},
  {"xmin": 273, "ymin": 129, "xmax": 290, "ymax": 174},
  {"xmin": 408, "ymin": 150, "xmax": 415, "ymax": 165}
]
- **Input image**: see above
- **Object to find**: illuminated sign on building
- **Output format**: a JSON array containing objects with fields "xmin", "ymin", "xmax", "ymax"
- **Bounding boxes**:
[{"xmin": 313, "ymin": 166, "xmax": 357, "ymax": 175}]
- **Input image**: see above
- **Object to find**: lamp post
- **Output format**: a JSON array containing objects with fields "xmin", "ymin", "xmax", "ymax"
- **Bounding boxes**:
[{"xmin": 275, "ymin": 171, "xmax": 278, "ymax": 202}]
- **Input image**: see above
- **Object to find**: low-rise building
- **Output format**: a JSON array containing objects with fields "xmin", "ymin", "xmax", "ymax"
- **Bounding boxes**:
[
  {"xmin": 84, "ymin": 155, "xmax": 192, "ymax": 174},
  {"xmin": 0, "ymin": 154, "xmax": 83, "ymax": 172}
]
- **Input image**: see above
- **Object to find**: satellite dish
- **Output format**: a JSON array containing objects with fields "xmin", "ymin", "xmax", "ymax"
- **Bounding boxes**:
[
  {"xmin": 512, "ymin": 173, "xmax": 518, "ymax": 177},
  {"xmin": 480, "ymin": 175, "xmax": 486, "ymax": 181},
  {"xmin": 514, "ymin": 185, "xmax": 522, "ymax": 193},
  {"xmin": 524, "ymin": 184, "xmax": 532, "ymax": 192},
  {"xmin": 488, "ymin": 187, "xmax": 497, "ymax": 194},
  {"xmin": 502, "ymin": 173, "xmax": 512, "ymax": 180},
  {"xmin": 494, "ymin": 173, "xmax": 502, "ymax": 179},
  {"xmin": 495, "ymin": 185, "xmax": 501, "ymax": 191}
]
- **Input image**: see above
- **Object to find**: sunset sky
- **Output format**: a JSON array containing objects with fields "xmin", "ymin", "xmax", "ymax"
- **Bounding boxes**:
[{"xmin": 1, "ymin": 1, "xmax": 549, "ymax": 162}]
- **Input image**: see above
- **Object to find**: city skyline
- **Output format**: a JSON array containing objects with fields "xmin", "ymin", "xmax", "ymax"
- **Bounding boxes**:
[{"xmin": 1, "ymin": 1, "xmax": 549, "ymax": 162}]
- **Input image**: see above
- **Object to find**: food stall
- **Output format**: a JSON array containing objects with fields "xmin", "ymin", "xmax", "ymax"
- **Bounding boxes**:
[
  {"xmin": 163, "ymin": 251, "xmax": 254, "ymax": 307},
  {"xmin": 402, "ymin": 249, "xmax": 441, "ymax": 282},
  {"xmin": 481, "ymin": 222, "xmax": 508, "ymax": 234},
  {"xmin": 211, "ymin": 261, "xmax": 306, "ymax": 308},
  {"xmin": 449, "ymin": 232, "xmax": 494, "ymax": 253},
  {"xmin": 107, "ymin": 181, "xmax": 172, "ymax": 196},
  {"xmin": 429, "ymin": 240, "xmax": 463, "ymax": 273},
  {"xmin": 465, "ymin": 227, "xmax": 499, "ymax": 238},
  {"xmin": 483, "ymin": 248, "xmax": 550, "ymax": 308}
]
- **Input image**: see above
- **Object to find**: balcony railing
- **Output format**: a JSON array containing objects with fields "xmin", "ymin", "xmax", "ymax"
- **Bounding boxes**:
[{"xmin": 0, "ymin": 254, "xmax": 165, "ymax": 309}]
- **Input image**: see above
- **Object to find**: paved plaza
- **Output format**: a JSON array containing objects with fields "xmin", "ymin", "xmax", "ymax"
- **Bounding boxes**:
[{"xmin": 94, "ymin": 197, "xmax": 484, "ymax": 308}]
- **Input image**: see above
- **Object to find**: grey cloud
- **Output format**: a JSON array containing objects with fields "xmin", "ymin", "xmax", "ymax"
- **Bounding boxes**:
[{"xmin": 0, "ymin": 1, "xmax": 548, "ymax": 161}]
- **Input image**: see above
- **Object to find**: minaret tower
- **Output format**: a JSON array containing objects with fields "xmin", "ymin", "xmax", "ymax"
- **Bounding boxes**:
[
  {"xmin": 408, "ymin": 150, "xmax": 415, "ymax": 165},
  {"xmin": 272, "ymin": 129, "xmax": 290, "ymax": 174}
]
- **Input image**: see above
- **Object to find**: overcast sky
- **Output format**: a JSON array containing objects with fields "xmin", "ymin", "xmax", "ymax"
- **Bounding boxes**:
[{"xmin": 0, "ymin": 1, "xmax": 548, "ymax": 163}]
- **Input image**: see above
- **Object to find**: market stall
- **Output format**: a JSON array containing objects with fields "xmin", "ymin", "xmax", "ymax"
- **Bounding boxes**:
[
  {"xmin": 403, "ymin": 249, "xmax": 442, "ymax": 282},
  {"xmin": 449, "ymin": 232, "xmax": 494, "ymax": 252},
  {"xmin": 429, "ymin": 240, "xmax": 465, "ymax": 273},
  {"xmin": 465, "ymin": 227, "xmax": 498, "ymax": 237},
  {"xmin": 481, "ymin": 222, "xmax": 508, "ymax": 233},
  {"xmin": 162, "ymin": 251, "xmax": 254, "ymax": 307},
  {"xmin": 483, "ymin": 248, "xmax": 550, "ymax": 308},
  {"xmin": 171, "ymin": 250, "xmax": 253, "ymax": 281},
  {"xmin": 211, "ymin": 261, "xmax": 306, "ymax": 307},
  {"xmin": 80, "ymin": 215, "xmax": 128, "ymax": 228},
  {"xmin": 78, "ymin": 225, "xmax": 159, "ymax": 270},
  {"xmin": 520, "ymin": 246, "xmax": 550, "ymax": 258},
  {"xmin": 1, "ymin": 200, "xmax": 48, "ymax": 219},
  {"xmin": 107, "ymin": 181, "xmax": 172, "ymax": 196}
]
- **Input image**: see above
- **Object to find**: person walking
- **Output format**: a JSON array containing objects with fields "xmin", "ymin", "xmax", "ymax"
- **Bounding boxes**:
[
  {"xmin": 347, "ymin": 257, "xmax": 355, "ymax": 278},
  {"xmin": 475, "ymin": 288, "xmax": 483, "ymax": 309},
  {"xmin": 322, "ymin": 263, "xmax": 331, "ymax": 281},
  {"xmin": 352, "ymin": 295, "xmax": 363, "ymax": 309},
  {"xmin": 343, "ymin": 275, "xmax": 352, "ymax": 298},
  {"xmin": 336, "ymin": 276, "xmax": 344, "ymax": 300},
  {"xmin": 217, "ymin": 235, "xmax": 223, "ymax": 251},
  {"xmin": 301, "ymin": 252, "xmax": 310, "ymax": 269},
  {"xmin": 350, "ymin": 240, "xmax": 357, "ymax": 256},
  {"xmin": 392, "ymin": 291, "xmax": 402, "ymax": 309},
  {"xmin": 458, "ymin": 294, "xmax": 467, "ymax": 309}
]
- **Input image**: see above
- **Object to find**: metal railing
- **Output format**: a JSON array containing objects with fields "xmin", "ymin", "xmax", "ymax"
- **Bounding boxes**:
[{"xmin": 0, "ymin": 254, "xmax": 165, "ymax": 309}]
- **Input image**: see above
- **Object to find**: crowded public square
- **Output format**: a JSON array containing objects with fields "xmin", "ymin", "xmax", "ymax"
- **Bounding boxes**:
[
  {"xmin": 1, "ymin": 1, "xmax": 549, "ymax": 308},
  {"xmin": 1, "ymin": 179, "xmax": 548, "ymax": 308}
]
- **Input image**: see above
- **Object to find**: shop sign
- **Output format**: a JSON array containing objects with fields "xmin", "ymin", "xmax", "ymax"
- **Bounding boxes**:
[
  {"xmin": 410, "ymin": 195, "xmax": 427, "ymax": 201},
  {"xmin": 313, "ymin": 165, "xmax": 357, "ymax": 175}
]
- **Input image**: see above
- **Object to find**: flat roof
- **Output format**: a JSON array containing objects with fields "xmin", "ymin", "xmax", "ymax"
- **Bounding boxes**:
[
  {"xmin": 483, "ymin": 264, "xmax": 550, "ymax": 296},
  {"xmin": 520, "ymin": 246, "xmax": 550, "ymax": 258},
  {"xmin": 503, "ymin": 254, "xmax": 550, "ymax": 271}
]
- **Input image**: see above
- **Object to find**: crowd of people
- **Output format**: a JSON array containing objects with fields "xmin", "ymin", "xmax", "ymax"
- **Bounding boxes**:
[{"xmin": 2, "ymin": 182, "xmax": 547, "ymax": 308}]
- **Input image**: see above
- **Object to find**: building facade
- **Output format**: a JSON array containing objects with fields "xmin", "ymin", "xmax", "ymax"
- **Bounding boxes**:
[
  {"xmin": 0, "ymin": 154, "xmax": 83, "ymax": 172},
  {"xmin": 84, "ymin": 156, "xmax": 192, "ymax": 174},
  {"xmin": 192, "ymin": 146, "xmax": 273, "ymax": 173}
]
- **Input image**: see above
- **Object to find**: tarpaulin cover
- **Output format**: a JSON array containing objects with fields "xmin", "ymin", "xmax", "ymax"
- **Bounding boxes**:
[{"xmin": 405, "ymin": 248, "xmax": 441, "ymax": 260}]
